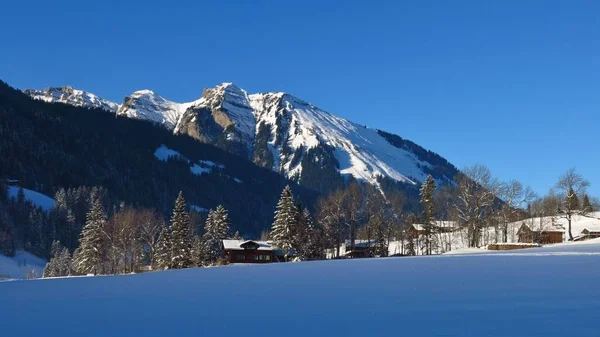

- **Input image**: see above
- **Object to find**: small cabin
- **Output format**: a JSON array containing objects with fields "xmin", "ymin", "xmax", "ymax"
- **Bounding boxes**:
[
  {"xmin": 222, "ymin": 240, "xmax": 276, "ymax": 264},
  {"xmin": 342, "ymin": 240, "xmax": 377, "ymax": 258},
  {"xmin": 573, "ymin": 228, "xmax": 600, "ymax": 241},
  {"xmin": 517, "ymin": 223, "xmax": 564, "ymax": 244}
]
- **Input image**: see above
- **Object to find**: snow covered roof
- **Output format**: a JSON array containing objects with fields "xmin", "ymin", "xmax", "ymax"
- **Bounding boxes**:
[
  {"xmin": 518, "ymin": 223, "xmax": 565, "ymax": 233},
  {"xmin": 411, "ymin": 224, "xmax": 426, "ymax": 231},
  {"xmin": 222, "ymin": 240, "xmax": 273, "ymax": 251},
  {"xmin": 343, "ymin": 240, "xmax": 377, "ymax": 248}
]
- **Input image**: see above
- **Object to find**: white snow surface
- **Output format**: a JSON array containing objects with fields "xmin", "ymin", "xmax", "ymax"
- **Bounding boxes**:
[
  {"xmin": 2, "ymin": 242, "xmax": 600, "ymax": 336},
  {"xmin": 8, "ymin": 186, "xmax": 55, "ymax": 211},
  {"xmin": 153, "ymin": 145, "xmax": 224, "ymax": 176},
  {"xmin": 25, "ymin": 82, "xmax": 448, "ymax": 186},
  {"xmin": 117, "ymin": 90, "xmax": 201, "ymax": 129},
  {"xmin": 24, "ymin": 86, "xmax": 119, "ymax": 112},
  {"xmin": 249, "ymin": 92, "xmax": 428, "ymax": 184},
  {"xmin": 0, "ymin": 250, "xmax": 46, "ymax": 280}
]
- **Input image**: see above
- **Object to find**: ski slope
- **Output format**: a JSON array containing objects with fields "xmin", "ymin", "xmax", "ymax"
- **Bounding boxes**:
[{"xmin": 2, "ymin": 241, "xmax": 599, "ymax": 337}]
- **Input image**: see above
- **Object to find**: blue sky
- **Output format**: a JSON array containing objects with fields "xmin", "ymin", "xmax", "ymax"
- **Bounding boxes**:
[{"xmin": 1, "ymin": 0, "xmax": 598, "ymax": 197}]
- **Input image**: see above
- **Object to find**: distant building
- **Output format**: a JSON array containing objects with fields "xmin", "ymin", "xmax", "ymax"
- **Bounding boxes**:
[
  {"xmin": 573, "ymin": 228, "xmax": 600, "ymax": 242},
  {"xmin": 222, "ymin": 240, "xmax": 291, "ymax": 263},
  {"xmin": 517, "ymin": 223, "xmax": 564, "ymax": 244},
  {"xmin": 407, "ymin": 221, "xmax": 459, "ymax": 237}
]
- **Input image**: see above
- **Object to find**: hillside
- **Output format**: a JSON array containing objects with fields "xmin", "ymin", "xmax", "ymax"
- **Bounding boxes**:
[
  {"xmin": 0, "ymin": 250, "xmax": 46, "ymax": 280},
  {"xmin": 25, "ymin": 83, "xmax": 460, "ymax": 193},
  {"xmin": 2, "ymin": 240, "xmax": 599, "ymax": 336},
  {"xmin": 0, "ymin": 80, "xmax": 317, "ymax": 238}
]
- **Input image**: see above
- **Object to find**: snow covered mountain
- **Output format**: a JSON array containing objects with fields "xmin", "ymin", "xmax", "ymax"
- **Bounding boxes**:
[
  {"xmin": 116, "ymin": 90, "xmax": 201, "ymax": 130},
  {"xmin": 24, "ymin": 86, "xmax": 119, "ymax": 112},
  {"xmin": 24, "ymin": 83, "xmax": 459, "ymax": 190}
]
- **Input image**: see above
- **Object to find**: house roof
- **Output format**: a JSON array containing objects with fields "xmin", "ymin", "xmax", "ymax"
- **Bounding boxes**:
[
  {"xmin": 222, "ymin": 239, "xmax": 273, "ymax": 251},
  {"xmin": 518, "ymin": 223, "xmax": 565, "ymax": 233},
  {"xmin": 411, "ymin": 221, "xmax": 459, "ymax": 232},
  {"xmin": 344, "ymin": 239, "xmax": 377, "ymax": 248}
]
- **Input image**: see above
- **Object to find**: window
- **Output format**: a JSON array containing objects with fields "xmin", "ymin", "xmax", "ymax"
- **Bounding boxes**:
[
  {"xmin": 236, "ymin": 254, "xmax": 245, "ymax": 261},
  {"xmin": 253, "ymin": 255, "xmax": 259, "ymax": 261},
  {"xmin": 265, "ymin": 255, "xmax": 271, "ymax": 261},
  {"xmin": 259, "ymin": 255, "xmax": 265, "ymax": 260}
]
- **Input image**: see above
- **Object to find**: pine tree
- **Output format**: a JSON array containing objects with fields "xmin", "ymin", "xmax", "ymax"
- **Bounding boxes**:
[
  {"xmin": 582, "ymin": 194, "xmax": 593, "ymax": 214},
  {"xmin": 202, "ymin": 205, "xmax": 231, "ymax": 263},
  {"xmin": 301, "ymin": 208, "xmax": 324, "ymax": 260},
  {"xmin": 155, "ymin": 226, "xmax": 172, "ymax": 270},
  {"xmin": 419, "ymin": 175, "xmax": 436, "ymax": 255},
  {"xmin": 170, "ymin": 192, "xmax": 192, "ymax": 269},
  {"xmin": 232, "ymin": 231, "xmax": 242, "ymax": 240},
  {"xmin": 271, "ymin": 185, "xmax": 297, "ymax": 260},
  {"xmin": 0, "ymin": 179, "xmax": 8, "ymax": 204},
  {"xmin": 191, "ymin": 235, "xmax": 207, "ymax": 267},
  {"xmin": 567, "ymin": 188, "xmax": 580, "ymax": 211},
  {"xmin": 73, "ymin": 197, "xmax": 107, "ymax": 275},
  {"xmin": 58, "ymin": 247, "xmax": 71, "ymax": 276}
]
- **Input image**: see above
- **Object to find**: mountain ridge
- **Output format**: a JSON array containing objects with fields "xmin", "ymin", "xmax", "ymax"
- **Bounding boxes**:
[{"xmin": 24, "ymin": 83, "xmax": 459, "ymax": 191}]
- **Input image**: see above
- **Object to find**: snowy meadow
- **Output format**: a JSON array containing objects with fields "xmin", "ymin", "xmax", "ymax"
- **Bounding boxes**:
[{"xmin": 2, "ymin": 240, "xmax": 600, "ymax": 337}]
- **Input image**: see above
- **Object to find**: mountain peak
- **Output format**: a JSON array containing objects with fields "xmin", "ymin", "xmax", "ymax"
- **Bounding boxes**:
[
  {"xmin": 131, "ymin": 89, "xmax": 156, "ymax": 97},
  {"xmin": 23, "ymin": 86, "xmax": 119, "ymax": 112}
]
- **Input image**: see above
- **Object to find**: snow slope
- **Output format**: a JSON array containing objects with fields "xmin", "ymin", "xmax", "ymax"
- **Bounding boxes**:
[
  {"xmin": 25, "ymin": 83, "xmax": 457, "ymax": 187},
  {"xmin": 154, "ymin": 144, "xmax": 225, "ymax": 176},
  {"xmin": 250, "ymin": 93, "xmax": 430, "ymax": 184},
  {"xmin": 2, "ymin": 242, "xmax": 599, "ymax": 337},
  {"xmin": 0, "ymin": 251, "xmax": 46, "ymax": 280},
  {"xmin": 24, "ymin": 86, "xmax": 119, "ymax": 112},
  {"xmin": 8, "ymin": 186, "xmax": 55, "ymax": 211},
  {"xmin": 117, "ymin": 90, "xmax": 201, "ymax": 129}
]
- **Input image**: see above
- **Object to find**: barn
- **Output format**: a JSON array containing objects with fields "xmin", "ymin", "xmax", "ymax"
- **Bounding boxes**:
[{"xmin": 517, "ymin": 223, "xmax": 564, "ymax": 244}]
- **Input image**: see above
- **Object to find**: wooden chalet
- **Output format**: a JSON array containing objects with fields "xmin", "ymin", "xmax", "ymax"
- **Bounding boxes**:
[
  {"xmin": 222, "ymin": 240, "xmax": 292, "ymax": 263},
  {"xmin": 517, "ymin": 223, "xmax": 564, "ymax": 244},
  {"xmin": 407, "ymin": 221, "xmax": 459, "ymax": 237},
  {"xmin": 573, "ymin": 228, "xmax": 600, "ymax": 242},
  {"xmin": 341, "ymin": 240, "xmax": 377, "ymax": 258}
]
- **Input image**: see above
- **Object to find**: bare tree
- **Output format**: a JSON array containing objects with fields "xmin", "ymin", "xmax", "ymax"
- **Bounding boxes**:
[
  {"xmin": 137, "ymin": 209, "xmax": 165, "ymax": 269},
  {"xmin": 497, "ymin": 180, "xmax": 536, "ymax": 242},
  {"xmin": 555, "ymin": 168, "xmax": 590, "ymax": 240},
  {"xmin": 454, "ymin": 165, "xmax": 499, "ymax": 247}
]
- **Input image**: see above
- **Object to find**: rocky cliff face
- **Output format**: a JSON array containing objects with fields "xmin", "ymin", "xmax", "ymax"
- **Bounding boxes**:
[{"xmin": 25, "ymin": 82, "xmax": 459, "ymax": 192}]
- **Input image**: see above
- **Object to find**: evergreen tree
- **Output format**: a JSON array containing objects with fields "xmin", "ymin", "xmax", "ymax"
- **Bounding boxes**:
[
  {"xmin": 202, "ymin": 205, "xmax": 231, "ymax": 263},
  {"xmin": 73, "ymin": 197, "xmax": 107, "ymax": 275},
  {"xmin": 44, "ymin": 241, "xmax": 71, "ymax": 278},
  {"xmin": 300, "ymin": 208, "xmax": 324, "ymax": 260},
  {"xmin": 567, "ymin": 188, "xmax": 580, "ymax": 211},
  {"xmin": 582, "ymin": 194, "xmax": 593, "ymax": 214},
  {"xmin": 419, "ymin": 175, "xmax": 436, "ymax": 255},
  {"xmin": 58, "ymin": 247, "xmax": 72, "ymax": 276},
  {"xmin": 0, "ymin": 179, "xmax": 8, "ymax": 204},
  {"xmin": 232, "ymin": 231, "xmax": 242, "ymax": 240},
  {"xmin": 270, "ymin": 185, "xmax": 297, "ymax": 260},
  {"xmin": 170, "ymin": 192, "xmax": 192, "ymax": 269},
  {"xmin": 155, "ymin": 226, "xmax": 172, "ymax": 270},
  {"xmin": 191, "ymin": 235, "xmax": 207, "ymax": 267}
]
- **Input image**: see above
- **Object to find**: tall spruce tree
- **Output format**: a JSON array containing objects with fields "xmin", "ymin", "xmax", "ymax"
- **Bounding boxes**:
[
  {"xmin": 419, "ymin": 175, "xmax": 436, "ymax": 255},
  {"xmin": 155, "ymin": 226, "xmax": 172, "ymax": 270},
  {"xmin": 170, "ymin": 192, "xmax": 192, "ymax": 269},
  {"xmin": 582, "ymin": 194, "xmax": 593, "ymax": 214},
  {"xmin": 202, "ymin": 205, "xmax": 230, "ymax": 263},
  {"xmin": 73, "ymin": 197, "xmax": 107, "ymax": 275},
  {"xmin": 271, "ymin": 185, "xmax": 297, "ymax": 260}
]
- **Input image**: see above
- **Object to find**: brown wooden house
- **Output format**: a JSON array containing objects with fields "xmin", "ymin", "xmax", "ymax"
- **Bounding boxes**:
[
  {"xmin": 222, "ymin": 240, "xmax": 292, "ymax": 263},
  {"xmin": 517, "ymin": 223, "xmax": 564, "ymax": 244}
]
